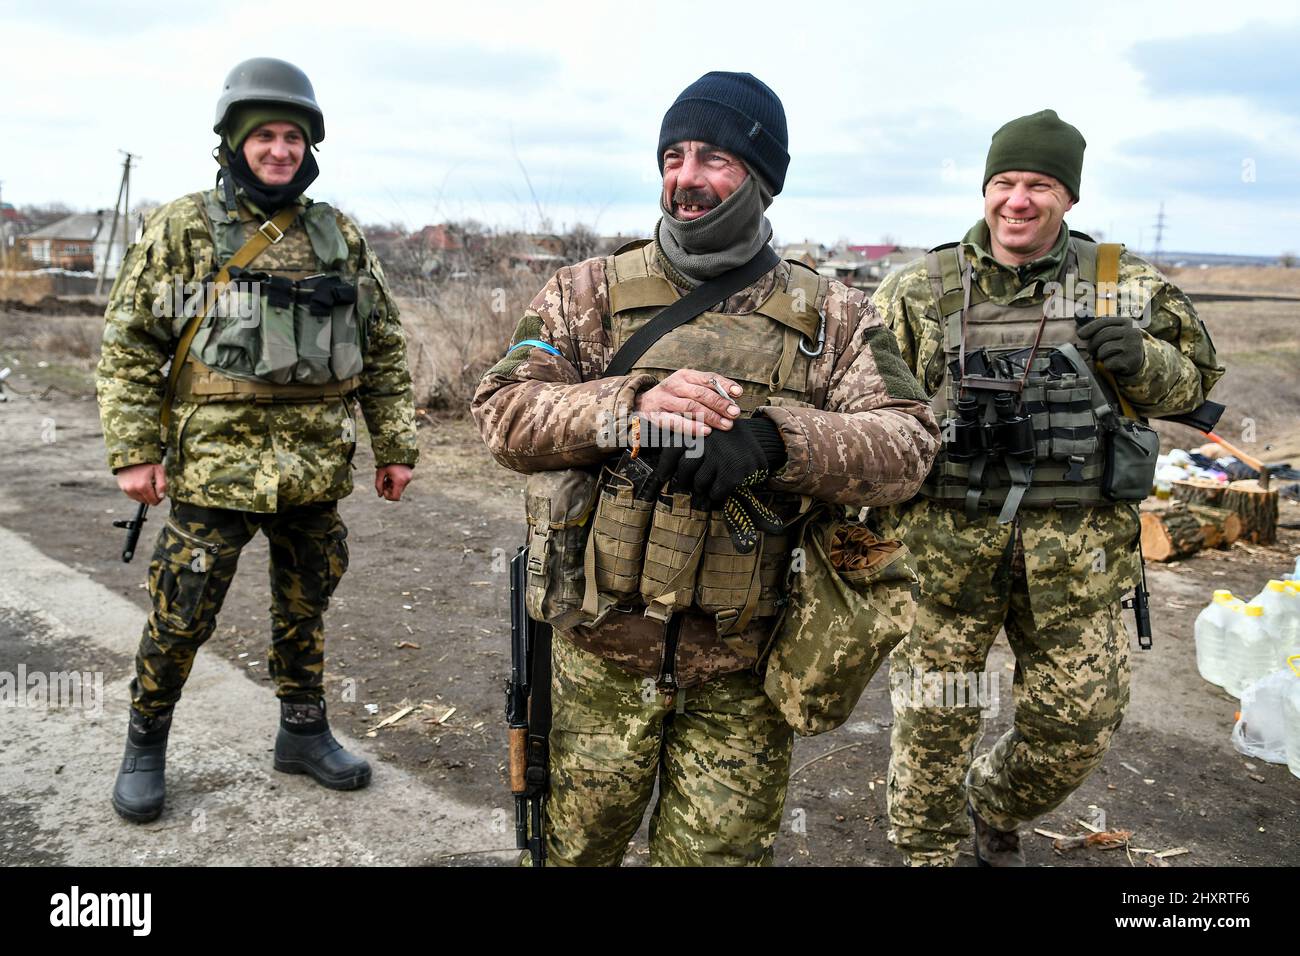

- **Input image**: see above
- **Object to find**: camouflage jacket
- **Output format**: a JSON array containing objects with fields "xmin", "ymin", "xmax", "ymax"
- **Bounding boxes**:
[
  {"xmin": 96, "ymin": 186, "xmax": 418, "ymax": 513},
  {"xmin": 472, "ymin": 241, "xmax": 939, "ymax": 685},
  {"xmin": 474, "ymin": 243, "xmax": 940, "ymax": 503},
  {"xmin": 871, "ymin": 220, "xmax": 1224, "ymax": 606}
]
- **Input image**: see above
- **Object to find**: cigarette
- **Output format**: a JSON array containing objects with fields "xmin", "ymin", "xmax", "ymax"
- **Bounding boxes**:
[{"xmin": 708, "ymin": 377, "xmax": 732, "ymax": 402}]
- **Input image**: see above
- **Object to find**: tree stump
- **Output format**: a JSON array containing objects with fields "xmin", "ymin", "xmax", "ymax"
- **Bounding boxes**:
[
  {"xmin": 1170, "ymin": 477, "xmax": 1226, "ymax": 509},
  {"xmin": 1140, "ymin": 505, "xmax": 1206, "ymax": 562},
  {"xmin": 1222, "ymin": 479, "xmax": 1279, "ymax": 545},
  {"xmin": 1185, "ymin": 504, "xmax": 1243, "ymax": 549}
]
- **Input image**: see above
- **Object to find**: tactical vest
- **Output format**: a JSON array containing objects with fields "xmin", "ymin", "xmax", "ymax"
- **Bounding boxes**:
[
  {"xmin": 175, "ymin": 189, "xmax": 367, "ymax": 403},
  {"xmin": 578, "ymin": 240, "xmax": 828, "ymax": 643},
  {"xmin": 922, "ymin": 235, "xmax": 1132, "ymax": 519}
]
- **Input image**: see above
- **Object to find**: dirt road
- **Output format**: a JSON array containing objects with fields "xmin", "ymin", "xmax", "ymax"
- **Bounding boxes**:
[{"xmin": 2, "ymin": 287, "xmax": 1299, "ymax": 866}]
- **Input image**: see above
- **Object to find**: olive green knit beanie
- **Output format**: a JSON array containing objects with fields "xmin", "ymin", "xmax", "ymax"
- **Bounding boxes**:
[
  {"xmin": 982, "ymin": 109, "xmax": 1086, "ymax": 201},
  {"xmin": 224, "ymin": 105, "xmax": 314, "ymax": 151}
]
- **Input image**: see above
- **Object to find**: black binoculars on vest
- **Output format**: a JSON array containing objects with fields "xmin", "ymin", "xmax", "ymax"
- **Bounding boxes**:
[{"xmin": 945, "ymin": 349, "xmax": 1035, "ymax": 465}]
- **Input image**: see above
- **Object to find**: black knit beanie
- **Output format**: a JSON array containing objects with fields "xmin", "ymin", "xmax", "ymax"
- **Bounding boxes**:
[
  {"xmin": 657, "ymin": 72, "xmax": 790, "ymax": 195},
  {"xmin": 983, "ymin": 109, "xmax": 1086, "ymax": 201}
]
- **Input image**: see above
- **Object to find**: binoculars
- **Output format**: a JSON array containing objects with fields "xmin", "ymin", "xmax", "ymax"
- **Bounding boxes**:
[{"xmin": 945, "ymin": 390, "xmax": 1035, "ymax": 465}]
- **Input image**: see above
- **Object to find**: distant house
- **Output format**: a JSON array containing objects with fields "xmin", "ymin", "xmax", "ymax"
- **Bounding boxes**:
[
  {"xmin": 780, "ymin": 241, "xmax": 828, "ymax": 269},
  {"xmin": 849, "ymin": 243, "xmax": 927, "ymax": 279},
  {"xmin": 1, "ymin": 203, "xmax": 32, "ymax": 259},
  {"xmin": 21, "ymin": 210, "xmax": 130, "ymax": 276},
  {"xmin": 415, "ymin": 223, "xmax": 463, "ymax": 253},
  {"xmin": 818, "ymin": 245, "xmax": 872, "ymax": 285},
  {"xmin": 507, "ymin": 236, "xmax": 564, "ymax": 272}
]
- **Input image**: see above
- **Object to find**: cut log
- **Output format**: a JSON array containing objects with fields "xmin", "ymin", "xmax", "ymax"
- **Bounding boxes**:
[
  {"xmin": 1222, "ymin": 479, "xmax": 1279, "ymax": 545},
  {"xmin": 1185, "ymin": 504, "xmax": 1243, "ymax": 549},
  {"xmin": 1170, "ymin": 477, "xmax": 1227, "ymax": 509},
  {"xmin": 1140, "ymin": 506, "xmax": 1206, "ymax": 562}
]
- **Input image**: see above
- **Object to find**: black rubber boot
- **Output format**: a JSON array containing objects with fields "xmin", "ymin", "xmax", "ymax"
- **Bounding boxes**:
[
  {"xmin": 273, "ymin": 698, "xmax": 371, "ymax": 791},
  {"xmin": 968, "ymin": 800, "xmax": 1026, "ymax": 867},
  {"xmin": 112, "ymin": 708, "xmax": 172, "ymax": 823}
]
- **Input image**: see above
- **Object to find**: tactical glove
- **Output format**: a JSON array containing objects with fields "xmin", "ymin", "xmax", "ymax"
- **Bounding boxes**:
[
  {"xmin": 672, "ymin": 416, "xmax": 788, "ymax": 509},
  {"xmin": 1077, "ymin": 315, "xmax": 1147, "ymax": 379}
]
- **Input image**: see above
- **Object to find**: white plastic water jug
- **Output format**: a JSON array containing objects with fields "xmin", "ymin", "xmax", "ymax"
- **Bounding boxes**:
[
  {"xmin": 1225, "ymin": 602, "xmax": 1271, "ymax": 699},
  {"xmin": 1254, "ymin": 580, "xmax": 1299, "ymax": 669},
  {"xmin": 1194, "ymin": 590, "xmax": 1238, "ymax": 688}
]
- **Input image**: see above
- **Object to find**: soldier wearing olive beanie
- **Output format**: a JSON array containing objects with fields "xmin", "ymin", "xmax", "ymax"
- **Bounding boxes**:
[{"xmin": 871, "ymin": 106, "xmax": 1224, "ymax": 871}]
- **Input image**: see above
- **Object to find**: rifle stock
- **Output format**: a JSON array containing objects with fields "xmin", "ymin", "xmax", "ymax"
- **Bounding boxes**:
[{"xmin": 507, "ymin": 545, "xmax": 549, "ymax": 866}]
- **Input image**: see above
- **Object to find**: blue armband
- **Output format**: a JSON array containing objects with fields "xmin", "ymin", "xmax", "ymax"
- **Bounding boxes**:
[{"xmin": 507, "ymin": 339, "xmax": 562, "ymax": 358}]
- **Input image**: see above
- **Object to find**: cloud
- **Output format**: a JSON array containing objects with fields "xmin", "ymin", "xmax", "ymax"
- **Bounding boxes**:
[
  {"xmin": 1107, "ymin": 128, "xmax": 1299, "ymax": 200},
  {"xmin": 1130, "ymin": 21, "xmax": 1300, "ymax": 118}
]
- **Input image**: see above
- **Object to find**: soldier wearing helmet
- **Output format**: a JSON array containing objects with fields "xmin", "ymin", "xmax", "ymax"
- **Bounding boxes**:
[{"xmin": 97, "ymin": 58, "xmax": 419, "ymax": 823}]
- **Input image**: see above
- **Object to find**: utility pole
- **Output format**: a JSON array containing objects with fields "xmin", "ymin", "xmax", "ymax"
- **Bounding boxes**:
[
  {"xmin": 1151, "ymin": 201, "xmax": 1166, "ymax": 268},
  {"xmin": 96, "ymin": 151, "xmax": 138, "ymax": 295}
]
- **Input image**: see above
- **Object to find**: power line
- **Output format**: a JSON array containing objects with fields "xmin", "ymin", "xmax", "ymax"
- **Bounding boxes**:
[
  {"xmin": 1151, "ymin": 201, "xmax": 1166, "ymax": 268},
  {"xmin": 96, "ymin": 151, "xmax": 140, "ymax": 295}
]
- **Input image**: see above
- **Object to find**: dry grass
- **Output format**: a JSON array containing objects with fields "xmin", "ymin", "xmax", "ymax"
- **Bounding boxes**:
[
  {"xmin": 397, "ymin": 271, "xmax": 542, "ymax": 410},
  {"xmin": 1165, "ymin": 265, "xmax": 1300, "ymax": 296},
  {"xmin": 1153, "ymin": 297, "xmax": 1300, "ymax": 456}
]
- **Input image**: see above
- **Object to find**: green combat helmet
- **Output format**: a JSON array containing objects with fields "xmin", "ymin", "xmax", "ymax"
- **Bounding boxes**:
[{"xmin": 214, "ymin": 57, "xmax": 325, "ymax": 145}]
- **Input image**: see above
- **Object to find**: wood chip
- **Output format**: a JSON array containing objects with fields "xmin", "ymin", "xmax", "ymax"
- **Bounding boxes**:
[
  {"xmin": 1034, "ymin": 827, "xmax": 1071, "ymax": 840},
  {"xmin": 395, "ymin": 640, "xmax": 421, "ymax": 649},
  {"xmin": 1076, "ymin": 818, "xmax": 1103, "ymax": 834},
  {"xmin": 373, "ymin": 704, "xmax": 417, "ymax": 730},
  {"xmin": 1053, "ymin": 829, "xmax": 1132, "ymax": 852},
  {"xmin": 1155, "ymin": 847, "xmax": 1190, "ymax": 859},
  {"xmin": 1248, "ymin": 773, "xmax": 1266, "ymax": 783},
  {"xmin": 1120, "ymin": 762, "xmax": 1141, "ymax": 775}
]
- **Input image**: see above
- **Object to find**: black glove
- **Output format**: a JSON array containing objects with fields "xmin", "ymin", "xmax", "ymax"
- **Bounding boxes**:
[
  {"xmin": 1077, "ymin": 315, "xmax": 1146, "ymax": 379},
  {"xmin": 671, "ymin": 416, "xmax": 788, "ymax": 509}
]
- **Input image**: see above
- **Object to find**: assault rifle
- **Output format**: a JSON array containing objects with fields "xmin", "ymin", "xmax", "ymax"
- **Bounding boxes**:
[{"xmin": 507, "ymin": 545, "xmax": 550, "ymax": 866}]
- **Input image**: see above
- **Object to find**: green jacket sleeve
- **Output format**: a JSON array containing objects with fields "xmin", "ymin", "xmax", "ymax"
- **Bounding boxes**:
[
  {"xmin": 94, "ymin": 204, "xmax": 190, "ymax": 472},
  {"xmin": 352, "ymin": 232, "xmax": 420, "ymax": 467}
]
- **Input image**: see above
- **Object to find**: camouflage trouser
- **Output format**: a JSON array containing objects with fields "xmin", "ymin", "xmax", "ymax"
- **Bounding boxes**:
[
  {"xmin": 531, "ymin": 634, "xmax": 793, "ymax": 867},
  {"xmin": 131, "ymin": 499, "xmax": 348, "ymax": 717},
  {"xmin": 885, "ymin": 501, "xmax": 1135, "ymax": 866}
]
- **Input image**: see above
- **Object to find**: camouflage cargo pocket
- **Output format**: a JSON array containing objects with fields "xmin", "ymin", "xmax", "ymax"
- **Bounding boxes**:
[
  {"xmin": 589, "ymin": 466, "xmax": 653, "ymax": 602},
  {"xmin": 524, "ymin": 469, "xmax": 598, "ymax": 630},
  {"xmin": 323, "ymin": 522, "xmax": 349, "ymax": 599},
  {"xmin": 149, "ymin": 520, "xmax": 222, "ymax": 631},
  {"xmin": 762, "ymin": 511, "xmax": 919, "ymax": 736},
  {"xmin": 640, "ymin": 491, "xmax": 708, "ymax": 620}
]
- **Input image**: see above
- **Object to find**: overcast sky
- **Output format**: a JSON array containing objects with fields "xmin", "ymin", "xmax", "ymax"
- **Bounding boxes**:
[{"xmin": 2, "ymin": 0, "xmax": 1298, "ymax": 255}]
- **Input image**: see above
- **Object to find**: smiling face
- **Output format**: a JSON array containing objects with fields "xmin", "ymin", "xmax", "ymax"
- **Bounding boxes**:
[
  {"xmin": 661, "ymin": 141, "xmax": 749, "ymax": 221},
  {"xmin": 983, "ymin": 170, "xmax": 1076, "ymax": 266},
  {"xmin": 241, "ymin": 121, "xmax": 306, "ymax": 186}
]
